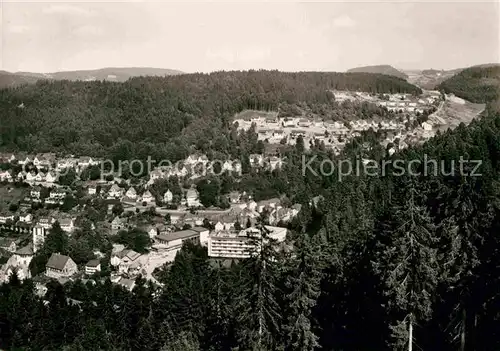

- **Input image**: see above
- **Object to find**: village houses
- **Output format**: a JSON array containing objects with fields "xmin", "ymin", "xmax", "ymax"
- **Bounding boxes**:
[
  {"xmin": 111, "ymin": 249, "xmax": 148, "ymax": 275},
  {"xmin": 18, "ymin": 212, "xmax": 32, "ymax": 223},
  {"xmin": 125, "ymin": 187, "xmax": 137, "ymax": 200},
  {"xmin": 163, "ymin": 190, "xmax": 173, "ymax": 204},
  {"xmin": 45, "ymin": 253, "xmax": 78, "ymax": 279},
  {"xmin": 0, "ymin": 238, "xmax": 17, "ymax": 253},
  {"xmin": 59, "ymin": 218, "xmax": 75, "ymax": 233},
  {"xmin": 186, "ymin": 188, "xmax": 201, "ymax": 207},
  {"xmin": 111, "ymin": 216, "xmax": 127, "ymax": 231},
  {"xmin": 31, "ymin": 186, "xmax": 41, "ymax": 199},
  {"xmin": 84, "ymin": 260, "xmax": 101, "ymax": 275},
  {"xmin": 0, "ymin": 213, "xmax": 14, "ymax": 224},
  {"xmin": 108, "ymin": 184, "xmax": 123, "ymax": 199},
  {"xmin": 140, "ymin": 190, "xmax": 155, "ymax": 203}
]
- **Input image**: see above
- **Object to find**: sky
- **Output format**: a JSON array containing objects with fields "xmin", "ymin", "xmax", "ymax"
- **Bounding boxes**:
[{"xmin": 1, "ymin": 0, "xmax": 499, "ymax": 73}]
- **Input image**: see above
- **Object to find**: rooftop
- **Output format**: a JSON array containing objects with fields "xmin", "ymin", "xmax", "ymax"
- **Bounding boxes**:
[
  {"xmin": 156, "ymin": 229, "xmax": 199, "ymax": 242},
  {"xmin": 0, "ymin": 237, "xmax": 16, "ymax": 247},
  {"xmin": 46, "ymin": 253, "xmax": 71, "ymax": 271},
  {"xmin": 117, "ymin": 278, "xmax": 135, "ymax": 291},
  {"xmin": 85, "ymin": 259, "xmax": 100, "ymax": 267},
  {"xmin": 191, "ymin": 226, "xmax": 209, "ymax": 233}
]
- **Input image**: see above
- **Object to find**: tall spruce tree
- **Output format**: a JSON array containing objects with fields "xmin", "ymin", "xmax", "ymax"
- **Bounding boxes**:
[
  {"xmin": 434, "ymin": 176, "xmax": 493, "ymax": 351},
  {"xmin": 283, "ymin": 234, "xmax": 323, "ymax": 351},
  {"xmin": 233, "ymin": 223, "xmax": 282, "ymax": 350},
  {"xmin": 372, "ymin": 183, "xmax": 439, "ymax": 350}
]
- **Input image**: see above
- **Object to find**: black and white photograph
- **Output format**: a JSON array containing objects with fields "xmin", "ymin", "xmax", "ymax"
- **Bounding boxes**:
[{"xmin": 0, "ymin": 1, "xmax": 499, "ymax": 350}]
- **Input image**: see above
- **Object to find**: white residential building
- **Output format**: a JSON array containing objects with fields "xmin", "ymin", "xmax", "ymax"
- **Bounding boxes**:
[
  {"xmin": 88, "ymin": 185, "xmax": 97, "ymax": 195},
  {"xmin": 37, "ymin": 217, "xmax": 55, "ymax": 230},
  {"xmin": 18, "ymin": 213, "xmax": 32, "ymax": 223},
  {"xmin": 59, "ymin": 218, "xmax": 74, "ymax": 233},
  {"xmin": 84, "ymin": 260, "xmax": 101, "ymax": 275},
  {"xmin": 45, "ymin": 171, "xmax": 58, "ymax": 183},
  {"xmin": 31, "ymin": 187, "xmax": 41, "ymax": 199},
  {"xmin": 0, "ymin": 171, "xmax": 13, "ymax": 182},
  {"xmin": 186, "ymin": 188, "xmax": 201, "ymax": 207},
  {"xmin": 45, "ymin": 253, "xmax": 78, "ymax": 278},
  {"xmin": 0, "ymin": 213, "xmax": 14, "ymax": 224},
  {"xmin": 111, "ymin": 249, "xmax": 148, "ymax": 275},
  {"xmin": 125, "ymin": 187, "xmax": 137, "ymax": 200},
  {"xmin": 108, "ymin": 184, "xmax": 123, "ymax": 199},
  {"xmin": 208, "ymin": 226, "xmax": 287, "ymax": 259},
  {"xmin": 249, "ymin": 154, "xmax": 264, "ymax": 167},
  {"xmin": 50, "ymin": 189, "xmax": 66, "ymax": 200},
  {"xmin": 163, "ymin": 190, "xmax": 173, "ymax": 203},
  {"xmin": 140, "ymin": 190, "xmax": 154, "ymax": 203},
  {"xmin": 422, "ymin": 121, "xmax": 433, "ymax": 131}
]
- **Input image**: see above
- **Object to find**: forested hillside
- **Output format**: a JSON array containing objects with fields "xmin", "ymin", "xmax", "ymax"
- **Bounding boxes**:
[
  {"xmin": 438, "ymin": 64, "xmax": 500, "ymax": 104},
  {"xmin": 1, "ymin": 98, "xmax": 500, "ymax": 351},
  {"xmin": 0, "ymin": 70, "xmax": 421, "ymax": 158},
  {"xmin": 0, "ymin": 68, "xmax": 183, "ymax": 89}
]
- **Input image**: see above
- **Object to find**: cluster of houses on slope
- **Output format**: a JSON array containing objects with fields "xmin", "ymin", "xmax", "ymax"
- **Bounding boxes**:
[
  {"xmin": 332, "ymin": 90, "xmax": 441, "ymax": 111},
  {"xmin": 104, "ymin": 184, "xmax": 202, "ymax": 208},
  {"xmin": 146, "ymin": 156, "xmax": 243, "ymax": 184},
  {"xmin": 0, "ymin": 153, "xmax": 101, "ymax": 181},
  {"xmin": 235, "ymin": 115, "xmax": 411, "ymax": 155},
  {"xmin": 0, "ymin": 197, "xmax": 296, "ymax": 291},
  {"xmin": 0, "ymin": 153, "xmax": 57, "ymax": 167},
  {"xmin": 0, "ymin": 169, "xmax": 59, "ymax": 184},
  {"xmin": 0, "ymin": 221, "xmax": 81, "ymax": 284},
  {"xmin": 231, "ymin": 90, "xmax": 441, "ymax": 153}
]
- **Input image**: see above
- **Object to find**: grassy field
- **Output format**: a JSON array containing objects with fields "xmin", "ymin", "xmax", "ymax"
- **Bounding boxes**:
[
  {"xmin": 430, "ymin": 99, "xmax": 485, "ymax": 132},
  {"xmin": 0, "ymin": 186, "xmax": 27, "ymax": 212}
]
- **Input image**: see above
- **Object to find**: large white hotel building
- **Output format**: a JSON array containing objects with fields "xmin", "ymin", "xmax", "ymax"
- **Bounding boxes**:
[{"xmin": 208, "ymin": 226, "xmax": 287, "ymax": 259}]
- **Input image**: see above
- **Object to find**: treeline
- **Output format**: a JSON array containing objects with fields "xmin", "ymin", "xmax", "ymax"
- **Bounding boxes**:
[
  {"xmin": 438, "ymin": 64, "xmax": 500, "ymax": 104},
  {"xmin": 0, "ymin": 70, "xmax": 420, "ymax": 159}
]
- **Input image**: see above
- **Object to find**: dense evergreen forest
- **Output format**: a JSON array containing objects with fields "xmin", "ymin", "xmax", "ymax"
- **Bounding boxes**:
[
  {"xmin": 438, "ymin": 65, "xmax": 500, "ymax": 104},
  {"xmin": 0, "ymin": 70, "xmax": 420, "ymax": 159}
]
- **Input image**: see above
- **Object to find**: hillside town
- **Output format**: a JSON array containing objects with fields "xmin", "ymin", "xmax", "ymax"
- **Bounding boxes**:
[
  {"xmin": 0, "ymin": 0, "xmax": 498, "ymax": 349},
  {"xmin": 0, "ymin": 89, "xmax": 449, "ymax": 293},
  {"xmin": 0, "ymin": 85, "xmax": 473, "ymax": 300},
  {"xmin": 0, "ymin": 150, "xmax": 304, "ymax": 292},
  {"xmin": 234, "ymin": 90, "xmax": 442, "ymax": 155}
]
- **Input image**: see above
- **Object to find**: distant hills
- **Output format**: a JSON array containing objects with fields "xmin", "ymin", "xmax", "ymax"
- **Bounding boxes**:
[
  {"xmin": 0, "ymin": 71, "xmax": 40, "ymax": 89},
  {"xmin": 403, "ymin": 68, "xmax": 465, "ymax": 89},
  {"xmin": 0, "ymin": 70, "xmax": 421, "ymax": 157},
  {"xmin": 347, "ymin": 63, "xmax": 500, "ymax": 91},
  {"xmin": 346, "ymin": 65, "xmax": 408, "ymax": 80},
  {"xmin": 0, "ymin": 67, "xmax": 184, "ymax": 89}
]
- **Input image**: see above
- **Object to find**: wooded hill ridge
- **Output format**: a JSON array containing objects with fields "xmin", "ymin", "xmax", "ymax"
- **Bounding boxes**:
[
  {"xmin": 437, "ymin": 64, "xmax": 500, "ymax": 104},
  {"xmin": 0, "ymin": 70, "xmax": 421, "ymax": 159},
  {"xmin": 346, "ymin": 64, "xmax": 408, "ymax": 79},
  {"xmin": 0, "ymin": 67, "xmax": 184, "ymax": 88},
  {"xmin": 1, "ymin": 78, "xmax": 500, "ymax": 351}
]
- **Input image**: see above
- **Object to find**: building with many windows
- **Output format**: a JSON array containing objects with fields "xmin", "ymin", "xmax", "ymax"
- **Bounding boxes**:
[
  {"xmin": 154, "ymin": 229, "xmax": 200, "ymax": 252},
  {"xmin": 208, "ymin": 226, "xmax": 287, "ymax": 259}
]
